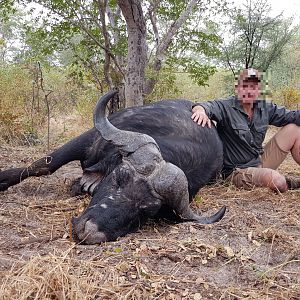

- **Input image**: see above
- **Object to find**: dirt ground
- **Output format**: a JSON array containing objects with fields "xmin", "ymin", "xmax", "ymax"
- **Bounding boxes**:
[{"xmin": 0, "ymin": 127, "xmax": 299, "ymax": 300}]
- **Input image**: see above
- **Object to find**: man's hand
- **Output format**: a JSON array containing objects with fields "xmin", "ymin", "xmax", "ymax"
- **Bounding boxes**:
[{"xmin": 191, "ymin": 105, "xmax": 212, "ymax": 128}]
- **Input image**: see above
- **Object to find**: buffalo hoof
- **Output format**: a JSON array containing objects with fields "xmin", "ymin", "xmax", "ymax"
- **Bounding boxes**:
[{"xmin": 70, "ymin": 178, "xmax": 84, "ymax": 196}]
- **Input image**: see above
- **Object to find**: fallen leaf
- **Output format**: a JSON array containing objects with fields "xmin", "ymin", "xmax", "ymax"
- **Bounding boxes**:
[
  {"xmin": 224, "ymin": 246, "xmax": 235, "ymax": 257},
  {"xmin": 62, "ymin": 233, "xmax": 69, "ymax": 239},
  {"xmin": 195, "ymin": 277, "xmax": 205, "ymax": 284},
  {"xmin": 185, "ymin": 255, "xmax": 192, "ymax": 263},
  {"xmin": 247, "ymin": 231, "xmax": 253, "ymax": 241},
  {"xmin": 189, "ymin": 225, "xmax": 197, "ymax": 233},
  {"xmin": 193, "ymin": 293, "xmax": 202, "ymax": 300},
  {"xmin": 252, "ymin": 240, "xmax": 261, "ymax": 247}
]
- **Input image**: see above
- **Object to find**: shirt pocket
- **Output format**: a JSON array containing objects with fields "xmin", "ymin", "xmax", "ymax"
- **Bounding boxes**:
[{"xmin": 231, "ymin": 123, "xmax": 251, "ymax": 143}]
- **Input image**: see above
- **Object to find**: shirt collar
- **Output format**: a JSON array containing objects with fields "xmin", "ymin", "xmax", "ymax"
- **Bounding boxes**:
[{"xmin": 231, "ymin": 96, "xmax": 263, "ymax": 112}]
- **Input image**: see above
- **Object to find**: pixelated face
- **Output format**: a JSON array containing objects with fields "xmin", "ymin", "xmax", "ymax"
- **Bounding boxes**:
[{"xmin": 235, "ymin": 78, "xmax": 261, "ymax": 104}]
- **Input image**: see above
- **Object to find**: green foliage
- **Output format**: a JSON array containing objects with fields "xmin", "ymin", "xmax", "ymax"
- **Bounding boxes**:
[
  {"xmin": 164, "ymin": 22, "xmax": 221, "ymax": 87},
  {"xmin": 193, "ymin": 194, "xmax": 203, "ymax": 204},
  {"xmin": 154, "ymin": 3, "xmax": 222, "ymax": 89},
  {"xmin": 147, "ymin": 69, "xmax": 232, "ymax": 102},
  {"xmin": 267, "ymin": 30, "xmax": 300, "ymax": 108},
  {"xmin": 0, "ymin": 0, "xmax": 16, "ymax": 21},
  {"xmin": 219, "ymin": 0, "xmax": 295, "ymax": 72},
  {"xmin": 0, "ymin": 7, "xmax": 28, "ymax": 64},
  {"xmin": 173, "ymin": 58, "xmax": 217, "ymax": 87},
  {"xmin": 75, "ymin": 88, "xmax": 99, "ymax": 126},
  {"xmin": 157, "ymin": 0, "xmax": 187, "ymax": 19},
  {"xmin": 145, "ymin": 67, "xmax": 180, "ymax": 102},
  {"xmin": 268, "ymin": 29, "xmax": 300, "ymax": 89},
  {"xmin": 1, "ymin": 0, "xmax": 227, "ymax": 112},
  {"xmin": 18, "ymin": 0, "xmax": 223, "ymax": 98}
]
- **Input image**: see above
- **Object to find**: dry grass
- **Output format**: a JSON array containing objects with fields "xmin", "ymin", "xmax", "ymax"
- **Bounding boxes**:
[{"xmin": 0, "ymin": 127, "xmax": 300, "ymax": 300}]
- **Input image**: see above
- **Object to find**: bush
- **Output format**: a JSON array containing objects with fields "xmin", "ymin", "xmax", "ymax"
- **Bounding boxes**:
[
  {"xmin": 0, "ymin": 63, "xmax": 100, "ymax": 145},
  {"xmin": 174, "ymin": 69, "xmax": 233, "ymax": 101},
  {"xmin": 75, "ymin": 88, "xmax": 100, "ymax": 126},
  {"xmin": 273, "ymin": 86, "xmax": 300, "ymax": 109},
  {"xmin": 145, "ymin": 67, "xmax": 180, "ymax": 103},
  {"xmin": 0, "ymin": 66, "xmax": 32, "ymax": 144}
]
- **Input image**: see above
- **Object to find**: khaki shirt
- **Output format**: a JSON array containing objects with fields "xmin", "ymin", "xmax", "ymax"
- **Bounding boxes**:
[{"xmin": 195, "ymin": 96, "xmax": 300, "ymax": 175}]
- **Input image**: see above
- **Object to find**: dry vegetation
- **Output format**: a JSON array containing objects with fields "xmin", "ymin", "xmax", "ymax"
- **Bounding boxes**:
[{"xmin": 0, "ymin": 127, "xmax": 299, "ymax": 300}]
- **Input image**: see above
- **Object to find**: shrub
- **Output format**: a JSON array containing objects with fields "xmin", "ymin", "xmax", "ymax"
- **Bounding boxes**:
[
  {"xmin": 0, "ymin": 63, "xmax": 100, "ymax": 145},
  {"xmin": 174, "ymin": 69, "xmax": 233, "ymax": 101},
  {"xmin": 273, "ymin": 86, "xmax": 300, "ymax": 109},
  {"xmin": 0, "ymin": 66, "xmax": 32, "ymax": 144}
]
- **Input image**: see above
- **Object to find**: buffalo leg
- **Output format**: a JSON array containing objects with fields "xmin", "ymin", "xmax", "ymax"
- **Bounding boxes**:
[{"xmin": 0, "ymin": 130, "xmax": 96, "ymax": 191}]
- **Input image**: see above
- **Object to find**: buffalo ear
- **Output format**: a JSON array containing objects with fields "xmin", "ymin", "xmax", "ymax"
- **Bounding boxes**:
[{"xmin": 80, "ymin": 171, "xmax": 104, "ymax": 194}]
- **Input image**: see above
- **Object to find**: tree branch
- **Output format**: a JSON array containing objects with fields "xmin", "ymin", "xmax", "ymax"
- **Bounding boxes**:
[
  {"xmin": 154, "ymin": 0, "xmax": 198, "ymax": 71},
  {"xmin": 144, "ymin": 0, "xmax": 199, "ymax": 95},
  {"xmin": 98, "ymin": 0, "xmax": 114, "ymax": 89}
]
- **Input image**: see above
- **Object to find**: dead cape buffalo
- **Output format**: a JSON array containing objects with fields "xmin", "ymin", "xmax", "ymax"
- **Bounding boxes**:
[{"xmin": 0, "ymin": 90, "xmax": 226, "ymax": 244}]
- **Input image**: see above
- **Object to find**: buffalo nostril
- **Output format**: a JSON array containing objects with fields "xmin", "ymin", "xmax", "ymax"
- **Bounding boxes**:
[
  {"xmin": 73, "ymin": 217, "xmax": 107, "ymax": 244},
  {"xmin": 82, "ymin": 220, "xmax": 107, "ymax": 244}
]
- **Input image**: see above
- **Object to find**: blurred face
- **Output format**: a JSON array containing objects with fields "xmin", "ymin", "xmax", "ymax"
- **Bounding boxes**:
[{"xmin": 235, "ymin": 78, "xmax": 261, "ymax": 105}]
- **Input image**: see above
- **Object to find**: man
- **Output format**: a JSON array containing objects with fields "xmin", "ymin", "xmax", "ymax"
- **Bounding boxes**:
[{"xmin": 191, "ymin": 68, "xmax": 300, "ymax": 192}]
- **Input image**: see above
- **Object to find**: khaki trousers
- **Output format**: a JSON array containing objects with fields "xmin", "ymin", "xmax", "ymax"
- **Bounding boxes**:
[{"xmin": 227, "ymin": 135, "xmax": 289, "ymax": 189}]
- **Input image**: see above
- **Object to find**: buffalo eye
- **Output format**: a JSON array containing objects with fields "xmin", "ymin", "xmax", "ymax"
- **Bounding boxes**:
[{"xmin": 115, "ymin": 166, "xmax": 133, "ymax": 188}]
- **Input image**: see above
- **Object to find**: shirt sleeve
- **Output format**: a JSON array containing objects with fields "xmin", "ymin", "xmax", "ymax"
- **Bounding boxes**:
[
  {"xmin": 268, "ymin": 103, "xmax": 300, "ymax": 126},
  {"xmin": 192, "ymin": 100, "xmax": 224, "ymax": 123}
]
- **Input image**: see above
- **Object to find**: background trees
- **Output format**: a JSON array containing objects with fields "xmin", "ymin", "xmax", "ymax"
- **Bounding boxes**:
[
  {"xmin": 0, "ymin": 0, "xmax": 299, "ymax": 145},
  {"xmin": 16, "ymin": 0, "xmax": 223, "ymax": 108},
  {"xmin": 219, "ymin": 0, "xmax": 295, "ymax": 73}
]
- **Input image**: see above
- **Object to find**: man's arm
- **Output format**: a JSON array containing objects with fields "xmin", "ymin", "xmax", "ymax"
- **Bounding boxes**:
[{"xmin": 268, "ymin": 103, "xmax": 300, "ymax": 126}]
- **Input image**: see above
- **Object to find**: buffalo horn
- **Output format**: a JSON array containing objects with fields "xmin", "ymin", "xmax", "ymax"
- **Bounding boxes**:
[
  {"xmin": 195, "ymin": 206, "xmax": 226, "ymax": 224},
  {"xmin": 94, "ymin": 90, "xmax": 157, "ymax": 155}
]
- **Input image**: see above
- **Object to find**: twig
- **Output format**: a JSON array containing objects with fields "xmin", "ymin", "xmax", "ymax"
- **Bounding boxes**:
[
  {"xmin": 12, "ymin": 234, "xmax": 64, "ymax": 249},
  {"xmin": 262, "ymin": 259, "xmax": 300, "ymax": 277},
  {"xmin": 266, "ymin": 233, "xmax": 276, "ymax": 266},
  {"xmin": 37, "ymin": 62, "xmax": 53, "ymax": 152}
]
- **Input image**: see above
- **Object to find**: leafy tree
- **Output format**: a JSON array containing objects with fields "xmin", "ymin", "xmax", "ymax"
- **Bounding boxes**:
[
  {"xmin": 269, "ymin": 28, "xmax": 300, "ymax": 88},
  {"xmin": 19, "ymin": 0, "xmax": 224, "ymax": 107},
  {"xmin": 219, "ymin": 0, "xmax": 295, "ymax": 74},
  {"xmin": 0, "ymin": 2, "xmax": 26, "ymax": 64}
]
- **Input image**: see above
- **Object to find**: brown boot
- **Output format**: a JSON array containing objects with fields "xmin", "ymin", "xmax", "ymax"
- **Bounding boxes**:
[{"xmin": 285, "ymin": 176, "xmax": 300, "ymax": 190}]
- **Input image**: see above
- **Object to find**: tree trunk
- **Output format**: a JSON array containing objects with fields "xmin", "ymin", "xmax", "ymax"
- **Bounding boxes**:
[{"xmin": 118, "ymin": 0, "xmax": 147, "ymax": 107}]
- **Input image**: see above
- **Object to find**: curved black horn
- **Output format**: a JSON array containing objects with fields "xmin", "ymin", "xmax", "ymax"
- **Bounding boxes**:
[
  {"xmin": 94, "ymin": 90, "xmax": 157, "ymax": 154},
  {"xmin": 195, "ymin": 206, "xmax": 226, "ymax": 224}
]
